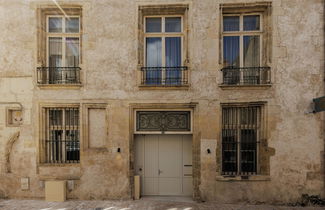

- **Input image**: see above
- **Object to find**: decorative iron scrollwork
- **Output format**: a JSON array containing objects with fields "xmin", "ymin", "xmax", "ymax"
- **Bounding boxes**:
[{"xmin": 136, "ymin": 111, "xmax": 191, "ymax": 132}]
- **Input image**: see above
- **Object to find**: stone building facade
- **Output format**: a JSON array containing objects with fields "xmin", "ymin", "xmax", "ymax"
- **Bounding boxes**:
[{"xmin": 0, "ymin": 0, "xmax": 324, "ymax": 204}]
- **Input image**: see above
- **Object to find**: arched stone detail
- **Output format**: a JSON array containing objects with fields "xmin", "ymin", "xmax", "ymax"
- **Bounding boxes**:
[{"xmin": 4, "ymin": 131, "xmax": 20, "ymax": 173}]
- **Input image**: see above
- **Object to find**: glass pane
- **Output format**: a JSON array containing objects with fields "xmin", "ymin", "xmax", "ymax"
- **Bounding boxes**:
[
  {"xmin": 146, "ymin": 37, "xmax": 162, "ymax": 84},
  {"xmin": 223, "ymin": 36, "xmax": 239, "ymax": 67},
  {"xmin": 240, "ymin": 129, "xmax": 257, "ymax": 173},
  {"xmin": 165, "ymin": 17, "xmax": 181, "ymax": 32},
  {"xmin": 244, "ymin": 36, "xmax": 260, "ymax": 67},
  {"xmin": 244, "ymin": 15, "xmax": 260, "ymax": 31},
  {"xmin": 66, "ymin": 38, "xmax": 79, "ymax": 67},
  {"xmin": 222, "ymin": 129, "xmax": 237, "ymax": 174},
  {"xmin": 49, "ymin": 37, "xmax": 62, "ymax": 67},
  {"xmin": 48, "ymin": 17, "xmax": 62, "ymax": 32},
  {"xmin": 223, "ymin": 16, "xmax": 239, "ymax": 31},
  {"xmin": 49, "ymin": 109, "xmax": 63, "ymax": 126},
  {"xmin": 146, "ymin": 18, "xmax": 161, "ymax": 33},
  {"xmin": 66, "ymin": 17, "xmax": 79, "ymax": 33},
  {"xmin": 165, "ymin": 37, "xmax": 181, "ymax": 85}
]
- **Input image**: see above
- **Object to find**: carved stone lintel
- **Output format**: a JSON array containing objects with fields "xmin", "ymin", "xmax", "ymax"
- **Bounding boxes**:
[
  {"xmin": 4, "ymin": 131, "xmax": 20, "ymax": 173},
  {"xmin": 136, "ymin": 111, "xmax": 191, "ymax": 132}
]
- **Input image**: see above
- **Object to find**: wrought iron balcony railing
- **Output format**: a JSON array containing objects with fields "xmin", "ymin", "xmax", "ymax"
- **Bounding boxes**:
[
  {"xmin": 221, "ymin": 67, "xmax": 271, "ymax": 85},
  {"xmin": 140, "ymin": 66, "xmax": 188, "ymax": 86},
  {"xmin": 37, "ymin": 67, "xmax": 81, "ymax": 85}
]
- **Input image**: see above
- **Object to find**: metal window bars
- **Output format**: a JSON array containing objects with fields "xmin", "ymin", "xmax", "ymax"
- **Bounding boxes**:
[
  {"xmin": 43, "ymin": 107, "xmax": 79, "ymax": 164},
  {"xmin": 140, "ymin": 66, "xmax": 188, "ymax": 86},
  {"xmin": 221, "ymin": 66, "xmax": 270, "ymax": 85},
  {"xmin": 37, "ymin": 67, "xmax": 81, "ymax": 85},
  {"xmin": 221, "ymin": 106, "xmax": 261, "ymax": 175}
]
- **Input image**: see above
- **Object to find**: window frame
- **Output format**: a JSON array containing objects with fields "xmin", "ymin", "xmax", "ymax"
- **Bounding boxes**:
[
  {"xmin": 220, "ymin": 103, "xmax": 266, "ymax": 176},
  {"xmin": 221, "ymin": 13, "xmax": 263, "ymax": 68},
  {"xmin": 143, "ymin": 15, "xmax": 185, "ymax": 68},
  {"xmin": 40, "ymin": 104, "xmax": 80, "ymax": 165},
  {"xmin": 46, "ymin": 15, "xmax": 81, "ymax": 67}
]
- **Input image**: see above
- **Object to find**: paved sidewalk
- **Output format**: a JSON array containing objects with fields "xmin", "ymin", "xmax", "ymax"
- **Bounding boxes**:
[{"xmin": 0, "ymin": 198, "xmax": 324, "ymax": 210}]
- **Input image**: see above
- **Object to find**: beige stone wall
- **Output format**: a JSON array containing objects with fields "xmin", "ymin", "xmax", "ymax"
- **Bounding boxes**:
[{"xmin": 0, "ymin": 0, "xmax": 324, "ymax": 203}]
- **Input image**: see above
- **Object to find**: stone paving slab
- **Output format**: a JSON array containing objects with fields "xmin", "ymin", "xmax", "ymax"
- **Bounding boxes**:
[{"xmin": 0, "ymin": 199, "xmax": 324, "ymax": 210}]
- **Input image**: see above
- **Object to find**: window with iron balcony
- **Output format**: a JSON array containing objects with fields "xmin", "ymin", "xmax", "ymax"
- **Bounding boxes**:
[
  {"xmin": 220, "ymin": 3, "xmax": 272, "ymax": 87},
  {"xmin": 37, "ymin": 8, "xmax": 82, "ymax": 87},
  {"xmin": 138, "ymin": 5, "xmax": 189, "ymax": 89}
]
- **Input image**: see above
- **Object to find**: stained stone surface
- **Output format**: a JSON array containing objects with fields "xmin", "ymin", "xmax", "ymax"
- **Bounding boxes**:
[{"xmin": 0, "ymin": 0, "xmax": 324, "ymax": 204}]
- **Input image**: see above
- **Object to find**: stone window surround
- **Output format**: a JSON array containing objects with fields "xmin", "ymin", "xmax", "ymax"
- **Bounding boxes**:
[
  {"xmin": 36, "ymin": 6, "xmax": 83, "ymax": 89},
  {"xmin": 216, "ymin": 101, "xmax": 274, "ymax": 181},
  {"xmin": 219, "ymin": 2, "xmax": 272, "ymax": 89},
  {"xmin": 137, "ymin": 4, "xmax": 190, "ymax": 90}
]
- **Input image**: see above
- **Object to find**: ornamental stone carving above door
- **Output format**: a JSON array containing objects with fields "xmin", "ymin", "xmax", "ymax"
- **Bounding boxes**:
[{"xmin": 136, "ymin": 111, "xmax": 191, "ymax": 132}]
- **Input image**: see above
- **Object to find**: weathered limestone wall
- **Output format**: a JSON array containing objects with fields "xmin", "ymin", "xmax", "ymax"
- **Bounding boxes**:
[{"xmin": 0, "ymin": 0, "xmax": 324, "ymax": 204}]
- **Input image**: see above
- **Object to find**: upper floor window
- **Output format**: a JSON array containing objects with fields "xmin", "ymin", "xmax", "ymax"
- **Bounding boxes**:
[
  {"xmin": 138, "ymin": 5, "xmax": 189, "ymax": 88},
  {"xmin": 220, "ymin": 3, "xmax": 272, "ymax": 86},
  {"xmin": 142, "ymin": 16, "xmax": 187, "ymax": 86},
  {"xmin": 47, "ymin": 16, "xmax": 80, "ymax": 68},
  {"xmin": 37, "ymin": 7, "xmax": 82, "ymax": 86}
]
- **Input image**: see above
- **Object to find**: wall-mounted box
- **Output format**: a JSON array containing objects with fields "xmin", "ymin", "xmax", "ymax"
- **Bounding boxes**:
[{"xmin": 45, "ymin": 180, "xmax": 66, "ymax": 202}]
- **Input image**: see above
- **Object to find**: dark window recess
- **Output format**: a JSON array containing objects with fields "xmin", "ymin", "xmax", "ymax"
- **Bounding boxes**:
[
  {"xmin": 37, "ymin": 67, "xmax": 81, "ymax": 85},
  {"xmin": 44, "ymin": 107, "xmax": 79, "ymax": 163},
  {"xmin": 222, "ymin": 106, "xmax": 260, "ymax": 175},
  {"xmin": 136, "ymin": 111, "xmax": 191, "ymax": 132}
]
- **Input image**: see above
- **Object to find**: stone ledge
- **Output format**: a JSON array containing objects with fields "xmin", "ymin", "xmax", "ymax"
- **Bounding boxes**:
[
  {"xmin": 216, "ymin": 175, "xmax": 271, "ymax": 182},
  {"xmin": 219, "ymin": 84, "xmax": 272, "ymax": 90},
  {"xmin": 138, "ymin": 85, "xmax": 190, "ymax": 90},
  {"xmin": 37, "ymin": 84, "xmax": 83, "ymax": 90}
]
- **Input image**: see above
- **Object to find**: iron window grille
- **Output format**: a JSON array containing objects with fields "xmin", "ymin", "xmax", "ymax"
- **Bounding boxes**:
[
  {"xmin": 140, "ymin": 67, "xmax": 188, "ymax": 86},
  {"xmin": 221, "ymin": 66, "xmax": 270, "ymax": 85},
  {"xmin": 42, "ymin": 107, "xmax": 80, "ymax": 164},
  {"xmin": 37, "ymin": 67, "xmax": 81, "ymax": 84},
  {"xmin": 222, "ymin": 105, "xmax": 262, "ymax": 175}
]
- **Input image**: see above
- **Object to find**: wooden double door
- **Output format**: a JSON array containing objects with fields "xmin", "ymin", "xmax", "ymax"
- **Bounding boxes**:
[{"xmin": 135, "ymin": 134, "xmax": 192, "ymax": 196}]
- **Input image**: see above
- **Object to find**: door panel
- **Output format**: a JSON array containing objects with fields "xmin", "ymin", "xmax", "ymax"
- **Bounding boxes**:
[
  {"xmin": 158, "ymin": 135, "xmax": 182, "ymax": 195},
  {"xmin": 135, "ymin": 134, "xmax": 192, "ymax": 196},
  {"xmin": 182, "ymin": 135, "xmax": 193, "ymax": 196}
]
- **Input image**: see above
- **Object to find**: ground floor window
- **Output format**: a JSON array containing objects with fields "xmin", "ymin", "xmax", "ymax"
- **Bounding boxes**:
[
  {"xmin": 42, "ymin": 107, "xmax": 79, "ymax": 163},
  {"xmin": 222, "ymin": 105, "xmax": 262, "ymax": 175}
]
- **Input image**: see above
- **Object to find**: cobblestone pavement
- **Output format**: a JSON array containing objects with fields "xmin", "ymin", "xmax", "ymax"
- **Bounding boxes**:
[{"xmin": 0, "ymin": 198, "xmax": 324, "ymax": 210}]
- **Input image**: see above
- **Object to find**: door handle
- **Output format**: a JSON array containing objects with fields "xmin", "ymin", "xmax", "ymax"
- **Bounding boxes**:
[{"xmin": 158, "ymin": 169, "xmax": 162, "ymax": 175}]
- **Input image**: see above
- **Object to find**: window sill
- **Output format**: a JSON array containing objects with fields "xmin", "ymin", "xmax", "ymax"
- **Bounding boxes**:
[
  {"xmin": 38, "ymin": 164, "xmax": 81, "ymax": 180},
  {"xmin": 138, "ymin": 85, "xmax": 190, "ymax": 90},
  {"xmin": 219, "ymin": 84, "xmax": 272, "ymax": 90},
  {"xmin": 37, "ymin": 84, "xmax": 82, "ymax": 89},
  {"xmin": 216, "ymin": 175, "xmax": 271, "ymax": 182}
]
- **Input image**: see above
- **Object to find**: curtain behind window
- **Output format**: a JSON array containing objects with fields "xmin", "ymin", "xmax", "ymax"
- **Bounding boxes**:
[
  {"xmin": 146, "ymin": 37, "xmax": 162, "ymax": 84},
  {"xmin": 165, "ymin": 37, "xmax": 181, "ymax": 85}
]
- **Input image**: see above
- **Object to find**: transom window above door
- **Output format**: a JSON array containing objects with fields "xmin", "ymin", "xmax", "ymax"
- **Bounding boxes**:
[
  {"xmin": 221, "ymin": 13, "xmax": 271, "ymax": 86},
  {"xmin": 141, "ymin": 16, "xmax": 188, "ymax": 87}
]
